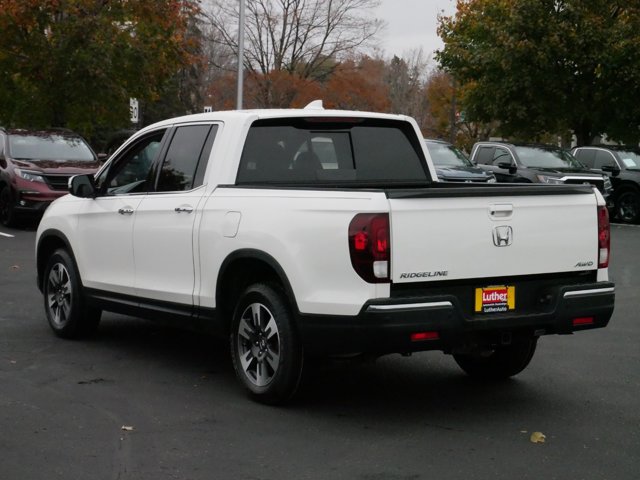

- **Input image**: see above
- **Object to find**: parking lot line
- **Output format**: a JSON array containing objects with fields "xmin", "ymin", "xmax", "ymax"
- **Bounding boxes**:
[{"xmin": 0, "ymin": 231, "xmax": 15, "ymax": 238}]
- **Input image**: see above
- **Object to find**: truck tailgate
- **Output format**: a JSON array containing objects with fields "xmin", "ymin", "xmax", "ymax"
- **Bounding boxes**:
[{"xmin": 388, "ymin": 186, "xmax": 599, "ymax": 283}]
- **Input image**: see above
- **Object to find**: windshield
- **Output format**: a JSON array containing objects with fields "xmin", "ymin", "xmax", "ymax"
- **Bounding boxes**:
[
  {"xmin": 514, "ymin": 146, "xmax": 584, "ymax": 169},
  {"xmin": 9, "ymin": 133, "xmax": 95, "ymax": 162},
  {"xmin": 426, "ymin": 142, "xmax": 472, "ymax": 167},
  {"xmin": 615, "ymin": 150, "xmax": 640, "ymax": 169}
]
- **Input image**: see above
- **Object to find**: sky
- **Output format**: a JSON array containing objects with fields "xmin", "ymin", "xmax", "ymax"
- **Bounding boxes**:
[{"xmin": 375, "ymin": 0, "xmax": 458, "ymax": 60}]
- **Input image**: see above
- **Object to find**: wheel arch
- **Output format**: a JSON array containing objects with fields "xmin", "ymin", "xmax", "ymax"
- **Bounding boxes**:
[
  {"xmin": 36, "ymin": 229, "xmax": 76, "ymax": 292},
  {"xmin": 614, "ymin": 181, "xmax": 640, "ymax": 195},
  {"xmin": 215, "ymin": 249, "xmax": 298, "ymax": 334}
]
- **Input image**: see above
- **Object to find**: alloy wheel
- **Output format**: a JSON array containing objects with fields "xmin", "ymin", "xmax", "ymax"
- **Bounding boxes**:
[
  {"xmin": 236, "ymin": 302, "xmax": 281, "ymax": 387},
  {"xmin": 618, "ymin": 191, "xmax": 640, "ymax": 223},
  {"xmin": 46, "ymin": 263, "xmax": 73, "ymax": 328}
]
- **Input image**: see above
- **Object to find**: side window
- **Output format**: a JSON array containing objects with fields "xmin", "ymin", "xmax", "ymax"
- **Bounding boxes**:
[
  {"xmin": 193, "ymin": 125, "xmax": 218, "ymax": 188},
  {"xmin": 156, "ymin": 125, "xmax": 216, "ymax": 192},
  {"xmin": 96, "ymin": 130, "xmax": 166, "ymax": 195},
  {"xmin": 475, "ymin": 146, "xmax": 495, "ymax": 165},
  {"xmin": 575, "ymin": 149, "xmax": 596, "ymax": 168},
  {"xmin": 492, "ymin": 147, "xmax": 513, "ymax": 165},
  {"xmin": 594, "ymin": 150, "xmax": 616, "ymax": 169}
]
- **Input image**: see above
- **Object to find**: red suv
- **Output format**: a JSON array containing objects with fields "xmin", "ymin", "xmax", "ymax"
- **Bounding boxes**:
[{"xmin": 0, "ymin": 128, "xmax": 100, "ymax": 226}]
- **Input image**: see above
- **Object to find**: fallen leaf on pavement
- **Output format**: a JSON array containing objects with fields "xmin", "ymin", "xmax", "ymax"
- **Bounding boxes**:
[
  {"xmin": 121, "ymin": 425, "xmax": 135, "ymax": 432},
  {"xmin": 530, "ymin": 431, "xmax": 546, "ymax": 443}
]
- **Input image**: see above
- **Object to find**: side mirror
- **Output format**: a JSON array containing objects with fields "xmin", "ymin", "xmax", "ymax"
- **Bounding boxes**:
[
  {"xmin": 97, "ymin": 153, "xmax": 108, "ymax": 162},
  {"xmin": 601, "ymin": 165, "xmax": 621, "ymax": 177},
  {"xmin": 497, "ymin": 162, "xmax": 518, "ymax": 174},
  {"xmin": 69, "ymin": 174, "xmax": 96, "ymax": 198}
]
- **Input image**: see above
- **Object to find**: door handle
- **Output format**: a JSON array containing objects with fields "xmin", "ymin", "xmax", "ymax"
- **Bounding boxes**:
[
  {"xmin": 174, "ymin": 206, "xmax": 194, "ymax": 214},
  {"xmin": 489, "ymin": 204, "xmax": 513, "ymax": 219},
  {"xmin": 118, "ymin": 207, "xmax": 134, "ymax": 215}
]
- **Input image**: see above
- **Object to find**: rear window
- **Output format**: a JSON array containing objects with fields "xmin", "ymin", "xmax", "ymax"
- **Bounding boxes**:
[{"xmin": 236, "ymin": 118, "xmax": 429, "ymax": 185}]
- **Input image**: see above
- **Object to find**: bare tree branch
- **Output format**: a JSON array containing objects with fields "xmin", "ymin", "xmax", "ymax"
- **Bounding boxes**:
[{"xmin": 207, "ymin": 0, "xmax": 382, "ymax": 79}]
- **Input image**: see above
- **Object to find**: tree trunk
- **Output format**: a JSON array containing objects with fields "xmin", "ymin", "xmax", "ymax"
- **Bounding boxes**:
[{"xmin": 574, "ymin": 121, "xmax": 593, "ymax": 147}]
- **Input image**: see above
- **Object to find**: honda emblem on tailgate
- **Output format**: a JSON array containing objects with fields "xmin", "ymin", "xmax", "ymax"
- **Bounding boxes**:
[{"xmin": 493, "ymin": 226, "xmax": 513, "ymax": 247}]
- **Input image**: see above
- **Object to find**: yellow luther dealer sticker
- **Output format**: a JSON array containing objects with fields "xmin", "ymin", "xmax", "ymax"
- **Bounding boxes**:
[{"xmin": 475, "ymin": 286, "xmax": 516, "ymax": 313}]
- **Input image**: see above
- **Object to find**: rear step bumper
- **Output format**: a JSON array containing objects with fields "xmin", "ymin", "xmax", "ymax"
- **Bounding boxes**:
[{"xmin": 298, "ymin": 282, "xmax": 615, "ymax": 355}]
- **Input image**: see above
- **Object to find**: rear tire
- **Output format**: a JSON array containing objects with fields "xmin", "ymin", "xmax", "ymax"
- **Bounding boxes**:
[
  {"xmin": 453, "ymin": 337, "xmax": 537, "ymax": 380},
  {"xmin": 615, "ymin": 189, "xmax": 640, "ymax": 224},
  {"xmin": 43, "ymin": 249, "xmax": 101, "ymax": 338},
  {"xmin": 0, "ymin": 185, "xmax": 17, "ymax": 227},
  {"xmin": 230, "ymin": 283, "xmax": 303, "ymax": 404}
]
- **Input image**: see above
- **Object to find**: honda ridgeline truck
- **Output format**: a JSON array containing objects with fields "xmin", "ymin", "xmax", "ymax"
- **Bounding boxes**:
[{"xmin": 35, "ymin": 102, "xmax": 615, "ymax": 403}]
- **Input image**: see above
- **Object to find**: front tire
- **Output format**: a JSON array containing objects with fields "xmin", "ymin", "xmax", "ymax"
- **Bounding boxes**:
[
  {"xmin": 43, "ymin": 249, "xmax": 101, "ymax": 338},
  {"xmin": 0, "ymin": 185, "xmax": 17, "ymax": 227},
  {"xmin": 616, "ymin": 189, "xmax": 640, "ymax": 224},
  {"xmin": 453, "ymin": 338, "xmax": 537, "ymax": 380},
  {"xmin": 230, "ymin": 283, "xmax": 303, "ymax": 404}
]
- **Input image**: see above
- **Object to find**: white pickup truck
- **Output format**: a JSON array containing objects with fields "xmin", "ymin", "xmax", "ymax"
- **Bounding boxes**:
[{"xmin": 35, "ymin": 102, "xmax": 615, "ymax": 403}]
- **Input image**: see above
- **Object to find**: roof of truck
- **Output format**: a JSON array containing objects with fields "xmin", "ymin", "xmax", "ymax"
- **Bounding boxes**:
[{"xmin": 139, "ymin": 100, "xmax": 410, "ymax": 134}]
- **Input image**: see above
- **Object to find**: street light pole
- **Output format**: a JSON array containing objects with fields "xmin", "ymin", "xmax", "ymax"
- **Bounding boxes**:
[{"xmin": 236, "ymin": 0, "xmax": 245, "ymax": 110}]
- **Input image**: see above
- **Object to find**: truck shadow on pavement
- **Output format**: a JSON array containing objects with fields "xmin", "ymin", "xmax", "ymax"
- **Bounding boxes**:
[{"xmin": 88, "ymin": 314, "xmax": 561, "ymax": 424}]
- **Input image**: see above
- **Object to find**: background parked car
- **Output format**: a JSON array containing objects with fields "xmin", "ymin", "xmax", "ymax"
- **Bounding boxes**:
[
  {"xmin": 469, "ymin": 141, "xmax": 613, "ymax": 209},
  {"xmin": 424, "ymin": 139, "xmax": 496, "ymax": 183},
  {"xmin": 0, "ymin": 128, "xmax": 100, "ymax": 226},
  {"xmin": 572, "ymin": 145, "xmax": 640, "ymax": 224}
]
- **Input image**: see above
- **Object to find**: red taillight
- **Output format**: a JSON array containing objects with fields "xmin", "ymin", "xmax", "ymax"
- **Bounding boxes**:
[
  {"xmin": 573, "ymin": 317, "xmax": 594, "ymax": 326},
  {"xmin": 348, "ymin": 213, "xmax": 390, "ymax": 283},
  {"xmin": 354, "ymin": 231, "xmax": 367, "ymax": 251},
  {"xmin": 411, "ymin": 331, "xmax": 439, "ymax": 342},
  {"xmin": 597, "ymin": 206, "xmax": 610, "ymax": 268}
]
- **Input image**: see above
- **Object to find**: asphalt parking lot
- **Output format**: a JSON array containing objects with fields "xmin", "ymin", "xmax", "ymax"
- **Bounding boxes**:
[{"xmin": 1, "ymin": 223, "xmax": 639, "ymax": 480}]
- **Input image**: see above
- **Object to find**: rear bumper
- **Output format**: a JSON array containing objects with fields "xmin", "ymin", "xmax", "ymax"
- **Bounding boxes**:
[{"xmin": 298, "ymin": 282, "xmax": 615, "ymax": 355}]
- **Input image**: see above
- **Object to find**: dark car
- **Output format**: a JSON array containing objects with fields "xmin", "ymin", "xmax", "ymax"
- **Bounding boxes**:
[
  {"xmin": 424, "ymin": 139, "xmax": 496, "ymax": 183},
  {"xmin": 572, "ymin": 145, "xmax": 640, "ymax": 223},
  {"xmin": 0, "ymin": 128, "xmax": 100, "ymax": 226},
  {"xmin": 470, "ymin": 141, "xmax": 613, "ymax": 206}
]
